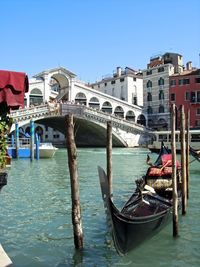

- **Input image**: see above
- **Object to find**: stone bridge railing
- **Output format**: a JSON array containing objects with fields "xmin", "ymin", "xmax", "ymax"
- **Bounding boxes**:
[
  {"xmin": 60, "ymin": 103, "xmax": 150, "ymax": 135},
  {"xmin": 9, "ymin": 103, "xmax": 151, "ymax": 135}
]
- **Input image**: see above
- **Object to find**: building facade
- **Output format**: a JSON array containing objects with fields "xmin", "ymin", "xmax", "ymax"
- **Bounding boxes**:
[
  {"xmin": 90, "ymin": 66, "xmax": 143, "ymax": 107},
  {"xmin": 143, "ymin": 52, "xmax": 183, "ymax": 130},
  {"xmin": 169, "ymin": 64, "xmax": 200, "ymax": 128}
]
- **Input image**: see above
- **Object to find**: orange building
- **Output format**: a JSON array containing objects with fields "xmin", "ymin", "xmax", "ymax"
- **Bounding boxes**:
[{"xmin": 169, "ymin": 63, "xmax": 200, "ymax": 128}]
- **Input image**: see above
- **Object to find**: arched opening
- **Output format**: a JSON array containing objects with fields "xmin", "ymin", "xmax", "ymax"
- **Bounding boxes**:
[
  {"xmin": 88, "ymin": 97, "xmax": 100, "ymax": 110},
  {"xmin": 49, "ymin": 77, "xmax": 60, "ymax": 93},
  {"xmin": 101, "ymin": 101, "xmax": 112, "ymax": 113},
  {"xmin": 75, "ymin": 92, "xmax": 87, "ymax": 105},
  {"xmin": 114, "ymin": 106, "xmax": 124, "ymax": 118},
  {"xmin": 29, "ymin": 88, "xmax": 43, "ymax": 106},
  {"xmin": 125, "ymin": 110, "xmax": 135, "ymax": 122},
  {"xmin": 137, "ymin": 114, "xmax": 146, "ymax": 126}
]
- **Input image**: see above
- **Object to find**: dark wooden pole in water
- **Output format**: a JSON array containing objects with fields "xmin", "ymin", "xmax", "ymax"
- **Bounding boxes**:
[
  {"xmin": 186, "ymin": 109, "xmax": 190, "ymax": 199},
  {"xmin": 171, "ymin": 104, "xmax": 179, "ymax": 236},
  {"xmin": 107, "ymin": 121, "xmax": 112, "ymax": 197},
  {"xmin": 180, "ymin": 105, "xmax": 187, "ymax": 215},
  {"xmin": 66, "ymin": 114, "xmax": 83, "ymax": 249}
]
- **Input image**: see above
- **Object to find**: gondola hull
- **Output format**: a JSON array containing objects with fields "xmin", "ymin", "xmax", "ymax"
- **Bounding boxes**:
[{"xmin": 98, "ymin": 166, "xmax": 172, "ymax": 255}]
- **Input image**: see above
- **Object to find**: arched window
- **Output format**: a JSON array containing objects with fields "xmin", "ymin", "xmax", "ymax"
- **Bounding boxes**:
[
  {"xmin": 125, "ymin": 110, "xmax": 135, "ymax": 122},
  {"xmin": 147, "ymin": 92, "xmax": 152, "ymax": 101},
  {"xmin": 29, "ymin": 88, "xmax": 43, "ymax": 106},
  {"xmin": 146, "ymin": 80, "xmax": 152, "ymax": 88},
  {"xmin": 159, "ymin": 105, "xmax": 165, "ymax": 113},
  {"xmin": 114, "ymin": 106, "xmax": 124, "ymax": 118},
  {"xmin": 158, "ymin": 77, "xmax": 164, "ymax": 86},
  {"xmin": 88, "ymin": 97, "xmax": 100, "ymax": 110},
  {"xmin": 137, "ymin": 114, "xmax": 146, "ymax": 126},
  {"xmin": 101, "ymin": 101, "xmax": 112, "ymax": 113},
  {"xmin": 49, "ymin": 77, "xmax": 60, "ymax": 92},
  {"xmin": 147, "ymin": 106, "xmax": 153, "ymax": 114},
  {"xmin": 159, "ymin": 90, "xmax": 164, "ymax": 100},
  {"xmin": 75, "ymin": 92, "xmax": 87, "ymax": 105}
]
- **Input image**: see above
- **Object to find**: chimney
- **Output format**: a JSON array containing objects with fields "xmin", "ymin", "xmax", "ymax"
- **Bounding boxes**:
[
  {"xmin": 116, "ymin": 66, "xmax": 122, "ymax": 77},
  {"xmin": 186, "ymin": 61, "xmax": 192, "ymax": 70}
]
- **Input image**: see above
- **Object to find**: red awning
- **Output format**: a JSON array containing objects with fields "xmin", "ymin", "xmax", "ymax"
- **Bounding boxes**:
[{"xmin": 0, "ymin": 70, "xmax": 29, "ymax": 109}]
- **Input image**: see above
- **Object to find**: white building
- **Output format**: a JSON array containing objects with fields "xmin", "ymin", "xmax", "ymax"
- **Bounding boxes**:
[
  {"xmin": 90, "ymin": 66, "xmax": 143, "ymax": 107},
  {"xmin": 142, "ymin": 52, "xmax": 183, "ymax": 130}
]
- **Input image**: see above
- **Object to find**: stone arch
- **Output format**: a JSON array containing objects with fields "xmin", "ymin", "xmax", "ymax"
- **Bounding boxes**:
[
  {"xmin": 50, "ymin": 73, "xmax": 70, "ymax": 101},
  {"xmin": 75, "ymin": 92, "xmax": 87, "ymax": 105},
  {"xmin": 114, "ymin": 106, "xmax": 124, "ymax": 118},
  {"xmin": 30, "ymin": 88, "xmax": 43, "ymax": 106},
  {"xmin": 137, "ymin": 114, "xmax": 146, "ymax": 126},
  {"xmin": 101, "ymin": 101, "xmax": 112, "ymax": 113},
  {"xmin": 88, "ymin": 97, "xmax": 100, "ymax": 110},
  {"xmin": 125, "ymin": 110, "xmax": 135, "ymax": 122}
]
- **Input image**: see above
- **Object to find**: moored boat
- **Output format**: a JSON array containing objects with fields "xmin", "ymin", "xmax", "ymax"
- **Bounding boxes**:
[{"xmin": 98, "ymin": 143, "xmax": 181, "ymax": 255}]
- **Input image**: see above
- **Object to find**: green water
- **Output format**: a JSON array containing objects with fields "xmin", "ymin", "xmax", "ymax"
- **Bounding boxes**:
[{"xmin": 0, "ymin": 148, "xmax": 199, "ymax": 267}]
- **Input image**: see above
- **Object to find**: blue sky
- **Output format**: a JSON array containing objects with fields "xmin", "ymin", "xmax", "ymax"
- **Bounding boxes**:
[{"xmin": 1, "ymin": 0, "xmax": 200, "ymax": 82}]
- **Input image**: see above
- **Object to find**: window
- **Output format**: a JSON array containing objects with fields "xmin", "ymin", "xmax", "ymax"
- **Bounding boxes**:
[
  {"xmin": 111, "ymin": 80, "xmax": 115, "ymax": 84},
  {"xmin": 147, "ymin": 106, "xmax": 153, "ymax": 114},
  {"xmin": 170, "ymin": 80, "xmax": 176, "ymax": 86},
  {"xmin": 179, "ymin": 78, "xmax": 190, "ymax": 85},
  {"xmin": 191, "ymin": 92, "xmax": 196, "ymax": 103},
  {"xmin": 171, "ymin": 93, "xmax": 175, "ymax": 101},
  {"xmin": 147, "ymin": 80, "xmax": 152, "ymax": 88},
  {"xmin": 196, "ymin": 108, "xmax": 200, "ymax": 115},
  {"xmin": 158, "ymin": 67, "xmax": 164, "ymax": 72},
  {"xmin": 112, "ymin": 88, "xmax": 115, "ymax": 96},
  {"xmin": 195, "ymin": 77, "xmax": 200, "ymax": 83},
  {"xmin": 159, "ymin": 90, "xmax": 164, "ymax": 100},
  {"xmin": 147, "ymin": 92, "xmax": 152, "ymax": 101},
  {"xmin": 133, "ymin": 77, "xmax": 136, "ymax": 81},
  {"xmin": 197, "ymin": 91, "xmax": 200, "ymax": 102},
  {"xmin": 159, "ymin": 105, "xmax": 165, "ymax": 113},
  {"xmin": 104, "ymin": 82, "xmax": 107, "ymax": 86},
  {"xmin": 158, "ymin": 77, "xmax": 164, "ymax": 86},
  {"xmin": 185, "ymin": 91, "xmax": 190, "ymax": 101},
  {"xmin": 158, "ymin": 134, "xmax": 167, "ymax": 142},
  {"xmin": 120, "ymin": 78, "xmax": 124, "ymax": 82},
  {"xmin": 146, "ymin": 70, "xmax": 152, "ymax": 75}
]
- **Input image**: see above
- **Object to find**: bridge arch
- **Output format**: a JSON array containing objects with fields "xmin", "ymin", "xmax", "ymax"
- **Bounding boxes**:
[
  {"xmin": 101, "ymin": 101, "xmax": 112, "ymax": 113},
  {"xmin": 125, "ymin": 110, "xmax": 135, "ymax": 122},
  {"xmin": 114, "ymin": 106, "xmax": 124, "ymax": 118},
  {"xmin": 137, "ymin": 114, "xmax": 146, "ymax": 126},
  {"xmin": 75, "ymin": 92, "xmax": 87, "ymax": 105},
  {"xmin": 88, "ymin": 97, "xmax": 100, "ymax": 110}
]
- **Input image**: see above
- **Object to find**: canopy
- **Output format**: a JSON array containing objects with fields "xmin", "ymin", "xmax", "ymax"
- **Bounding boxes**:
[{"xmin": 0, "ymin": 70, "xmax": 29, "ymax": 109}]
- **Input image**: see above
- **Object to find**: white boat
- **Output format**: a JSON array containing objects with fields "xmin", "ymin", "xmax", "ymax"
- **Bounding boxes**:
[
  {"xmin": 36, "ymin": 143, "xmax": 58, "ymax": 158},
  {"xmin": 148, "ymin": 129, "xmax": 200, "ymax": 153}
]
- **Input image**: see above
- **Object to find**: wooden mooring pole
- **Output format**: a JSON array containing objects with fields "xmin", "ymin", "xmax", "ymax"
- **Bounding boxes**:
[
  {"xmin": 66, "ymin": 114, "xmax": 83, "ymax": 250},
  {"xmin": 30, "ymin": 119, "xmax": 35, "ymax": 161},
  {"xmin": 171, "ymin": 104, "xmax": 179, "ymax": 237},
  {"xmin": 15, "ymin": 122, "xmax": 19, "ymax": 159},
  {"xmin": 186, "ymin": 109, "xmax": 190, "ymax": 199},
  {"xmin": 180, "ymin": 105, "xmax": 187, "ymax": 215},
  {"xmin": 107, "ymin": 121, "xmax": 112, "ymax": 198}
]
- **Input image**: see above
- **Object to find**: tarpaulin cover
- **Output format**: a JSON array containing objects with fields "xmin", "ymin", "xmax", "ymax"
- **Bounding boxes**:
[{"xmin": 0, "ymin": 70, "xmax": 29, "ymax": 108}]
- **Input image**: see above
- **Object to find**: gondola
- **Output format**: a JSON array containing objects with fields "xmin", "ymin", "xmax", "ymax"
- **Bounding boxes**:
[{"xmin": 98, "ymin": 142, "xmax": 181, "ymax": 255}]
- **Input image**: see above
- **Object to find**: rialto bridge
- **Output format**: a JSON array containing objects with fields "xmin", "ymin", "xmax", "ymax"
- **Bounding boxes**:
[{"xmin": 9, "ymin": 67, "xmax": 152, "ymax": 147}]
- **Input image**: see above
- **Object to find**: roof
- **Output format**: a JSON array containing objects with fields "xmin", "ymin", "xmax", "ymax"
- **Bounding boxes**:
[
  {"xmin": 170, "ymin": 68, "xmax": 200, "ymax": 77},
  {"xmin": 0, "ymin": 70, "xmax": 29, "ymax": 108}
]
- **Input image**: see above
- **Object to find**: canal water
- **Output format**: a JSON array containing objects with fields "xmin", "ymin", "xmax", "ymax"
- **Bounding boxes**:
[{"xmin": 0, "ymin": 148, "xmax": 199, "ymax": 267}]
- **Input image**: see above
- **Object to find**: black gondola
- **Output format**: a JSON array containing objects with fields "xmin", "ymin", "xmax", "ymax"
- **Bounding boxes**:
[{"xmin": 98, "ymin": 143, "xmax": 181, "ymax": 255}]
